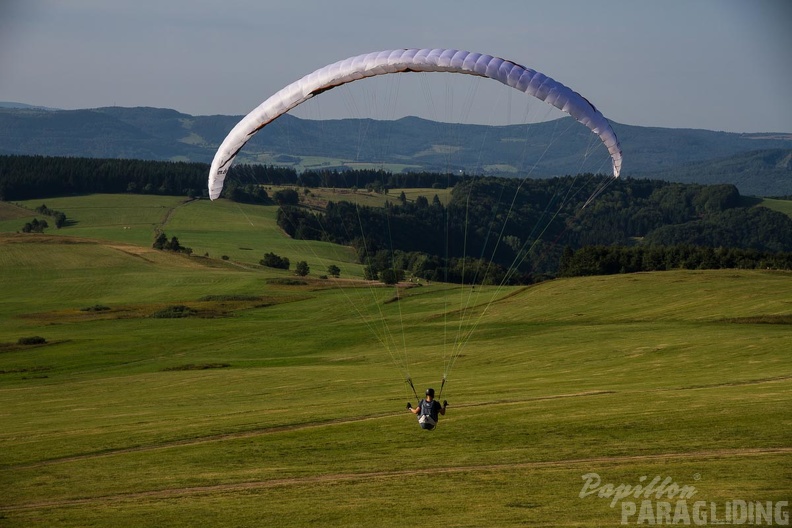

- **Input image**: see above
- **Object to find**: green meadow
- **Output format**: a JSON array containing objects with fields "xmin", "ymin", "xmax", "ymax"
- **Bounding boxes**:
[
  {"xmin": 0, "ymin": 194, "xmax": 790, "ymax": 527},
  {"xmin": 268, "ymin": 185, "xmax": 454, "ymax": 210},
  {"xmin": 762, "ymin": 197, "xmax": 792, "ymax": 218}
]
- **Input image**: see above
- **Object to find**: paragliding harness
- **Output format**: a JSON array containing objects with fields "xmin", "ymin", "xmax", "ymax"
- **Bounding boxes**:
[
  {"xmin": 407, "ymin": 378, "xmax": 447, "ymax": 431},
  {"xmin": 418, "ymin": 399, "xmax": 440, "ymax": 430}
]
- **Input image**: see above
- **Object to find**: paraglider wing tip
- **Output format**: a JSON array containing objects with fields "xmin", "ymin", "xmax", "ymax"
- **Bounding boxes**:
[{"xmin": 207, "ymin": 180, "xmax": 220, "ymax": 200}]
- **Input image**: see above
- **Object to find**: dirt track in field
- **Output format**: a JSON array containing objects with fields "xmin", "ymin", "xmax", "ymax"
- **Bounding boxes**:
[
  {"xmin": 6, "ymin": 390, "xmax": 616, "ymax": 470},
  {"xmin": 4, "ymin": 384, "xmax": 790, "ymax": 512},
  {"xmin": 3, "ymin": 447, "xmax": 790, "ymax": 512}
]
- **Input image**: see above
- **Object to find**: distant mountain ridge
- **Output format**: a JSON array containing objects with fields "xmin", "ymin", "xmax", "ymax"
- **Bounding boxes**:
[
  {"xmin": 0, "ymin": 104, "xmax": 790, "ymax": 196},
  {"xmin": 0, "ymin": 102, "xmax": 59, "ymax": 111}
]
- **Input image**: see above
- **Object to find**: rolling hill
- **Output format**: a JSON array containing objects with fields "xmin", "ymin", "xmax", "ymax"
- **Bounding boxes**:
[
  {"xmin": 1, "ymin": 105, "xmax": 790, "ymax": 196},
  {"xmin": 0, "ymin": 193, "xmax": 789, "ymax": 526}
]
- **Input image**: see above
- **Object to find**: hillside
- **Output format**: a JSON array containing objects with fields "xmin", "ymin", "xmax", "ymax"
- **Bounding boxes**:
[
  {"xmin": 0, "ymin": 199, "xmax": 789, "ymax": 525},
  {"xmin": 1, "ymin": 105, "xmax": 790, "ymax": 195},
  {"xmin": 5, "ymin": 170, "xmax": 792, "ymax": 279},
  {"xmin": 635, "ymin": 148, "xmax": 792, "ymax": 197}
]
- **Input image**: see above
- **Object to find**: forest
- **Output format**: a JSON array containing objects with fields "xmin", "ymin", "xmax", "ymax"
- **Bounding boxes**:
[
  {"xmin": 2, "ymin": 154, "xmax": 791, "ymax": 281},
  {"xmin": 276, "ymin": 175, "xmax": 792, "ymax": 282},
  {"xmin": 0, "ymin": 155, "xmax": 450, "ymax": 201}
]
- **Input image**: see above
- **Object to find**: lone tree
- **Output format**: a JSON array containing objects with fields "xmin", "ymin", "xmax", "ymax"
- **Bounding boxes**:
[
  {"xmin": 363, "ymin": 265, "xmax": 378, "ymax": 281},
  {"xmin": 153, "ymin": 232, "xmax": 168, "ymax": 249},
  {"xmin": 326, "ymin": 264, "xmax": 341, "ymax": 277},
  {"xmin": 261, "ymin": 252, "xmax": 290, "ymax": 270},
  {"xmin": 379, "ymin": 268, "xmax": 404, "ymax": 285},
  {"xmin": 295, "ymin": 260, "xmax": 310, "ymax": 277}
]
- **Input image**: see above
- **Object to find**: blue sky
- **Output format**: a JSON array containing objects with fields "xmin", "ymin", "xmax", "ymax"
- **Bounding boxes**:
[{"xmin": 1, "ymin": 0, "xmax": 790, "ymax": 133}]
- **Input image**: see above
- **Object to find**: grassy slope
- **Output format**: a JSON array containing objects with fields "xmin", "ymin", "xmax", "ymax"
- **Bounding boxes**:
[
  {"xmin": 761, "ymin": 197, "xmax": 792, "ymax": 218},
  {"xmin": 265, "ymin": 186, "xmax": 453, "ymax": 211},
  {"xmin": 0, "ymin": 195, "xmax": 790, "ymax": 527}
]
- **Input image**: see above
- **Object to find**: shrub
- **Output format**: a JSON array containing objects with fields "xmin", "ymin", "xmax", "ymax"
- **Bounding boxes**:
[
  {"xmin": 261, "ymin": 252, "xmax": 290, "ymax": 270},
  {"xmin": 267, "ymin": 278, "xmax": 307, "ymax": 286},
  {"xmin": 162, "ymin": 363, "xmax": 230, "ymax": 371},
  {"xmin": 152, "ymin": 232, "xmax": 192, "ymax": 254},
  {"xmin": 295, "ymin": 260, "xmax": 310, "ymax": 276},
  {"xmin": 17, "ymin": 336, "xmax": 46, "ymax": 345},
  {"xmin": 273, "ymin": 188, "xmax": 299, "ymax": 205},
  {"xmin": 379, "ymin": 268, "xmax": 401, "ymax": 285},
  {"xmin": 81, "ymin": 304, "xmax": 111, "ymax": 312},
  {"xmin": 198, "ymin": 295, "xmax": 261, "ymax": 302},
  {"xmin": 364, "ymin": 265, "xmax": 378, "ymax": 280},
  {"xmin": 150, "ymin": 305, "xmax": 197, "ymax": 318},
  {"xmin": 22, "ymin": 218, "xmax": 48, "ymax": 233}
]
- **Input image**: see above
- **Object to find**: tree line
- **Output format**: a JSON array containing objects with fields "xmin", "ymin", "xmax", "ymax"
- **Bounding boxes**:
[
  {"xmin": 0, "ymin": 155, "xmax": 455, "ymax": 201},
  {"xmin": 558, "ymin": 245, "xmax": 792, "ymax": 277},
  {"xmin": 0, "ymin": 155, "xmax": 210, "ymax": 200},
  {"xmin": 16, "ymin": 203, "xmax": 69, "ymax": 233},
  {"xmin": 277, "ymin": 176, "xmax": 792, "ymax": 282},
  {"xmin": 34, "ymin": 204, "xmax": 67, "ymax": 228}
]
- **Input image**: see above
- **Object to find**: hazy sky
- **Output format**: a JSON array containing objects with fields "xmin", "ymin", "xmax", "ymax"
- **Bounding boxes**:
[{"xmin": 1, "ymin": 0, "xmax": 790, "ymax": 133}]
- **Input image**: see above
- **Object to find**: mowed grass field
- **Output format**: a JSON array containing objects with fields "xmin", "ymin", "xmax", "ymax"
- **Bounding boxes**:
[{"xmin": 0, "ymin": 194, "xmax": 790, "ymax": 527}]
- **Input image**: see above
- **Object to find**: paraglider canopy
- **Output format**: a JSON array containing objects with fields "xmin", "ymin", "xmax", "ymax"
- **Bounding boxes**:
[{"xmin": 208, "ymin": 48, "xmax": 622, "ymax": 200}]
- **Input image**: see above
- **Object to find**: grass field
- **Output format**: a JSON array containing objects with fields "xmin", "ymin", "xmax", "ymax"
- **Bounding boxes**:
[
  {"xmin": 761, "ymin": 197, "xmax": 792, "ymax": 218},
  {"xmin": 267, "ymin": 185, "xmax": 453, "ymax": 210},
  {"xmin": 1, "ymin": 194, "xmax": 790, "ymax": 527},
  {"xmin": 238, "ymin": 151, "xmax": 423, "ymax": 174}
]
